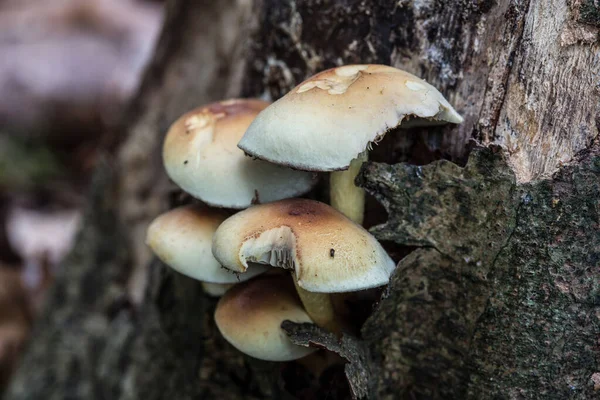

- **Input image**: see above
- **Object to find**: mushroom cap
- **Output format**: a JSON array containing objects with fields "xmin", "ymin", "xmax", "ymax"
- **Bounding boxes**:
[
  {"xmin": 215, "ymin": 274, "xmax": 316, "ymax": 361},
  {"xmin": 212, "ymin": 198, "xmax": 396, "ymax": 293},
  {"xmin": 163, "ymin": 99, "xmax": 318, "ymax": 209},
  {"xmin": 146, "ymin": 205, "xmax": 268, "ymax": 283},
  {"xmin": 238, "ymin": 65, "xmax": 463, "ymax": 171}
]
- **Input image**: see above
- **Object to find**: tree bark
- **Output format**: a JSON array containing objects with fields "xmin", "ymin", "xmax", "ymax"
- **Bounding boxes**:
[{"xmin": 5, "ymin": 0, "xmax": 600, "ymax": 399}]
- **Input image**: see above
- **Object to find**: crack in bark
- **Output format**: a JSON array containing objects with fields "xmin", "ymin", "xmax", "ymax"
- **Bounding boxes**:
[
  {"xmin": 490, "ymin": 1, "xmax": 532, "ymax": 139},
  {"xmin": 489, "ymin": 197, "xmax": 523, "ymax": 273}
]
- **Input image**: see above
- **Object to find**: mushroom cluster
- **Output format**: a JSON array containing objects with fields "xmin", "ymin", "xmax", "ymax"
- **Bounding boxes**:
[
  {"xmin": 147, "ymin": 99, "xmax": 316, "ymax": 291},
  {"xmin": 146, "ymin": 65, "xmax": 462, "ymax": 363},
  {"xmin": 212, "ymin": 198, "xmax": 395, "ymax": 334}
]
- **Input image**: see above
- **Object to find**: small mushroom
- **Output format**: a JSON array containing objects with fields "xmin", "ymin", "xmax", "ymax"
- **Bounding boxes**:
[
  {"xmin": 211, "ymin": 198, "xmax": 395, "ymax": 333},
  {"xmin": 214, "ymin": 273, "xmax": 316, "ymax": 361},
  {"xmin": 146, "ymin": 204, "xmax": 267, "ymax": 284},
  {"xmin": 238, "ymin": 65, "xmax": 463, "ymax": 224},
  {"xmin": 163, "ymin": 99, "xmax": 318, "ymax": 209}
]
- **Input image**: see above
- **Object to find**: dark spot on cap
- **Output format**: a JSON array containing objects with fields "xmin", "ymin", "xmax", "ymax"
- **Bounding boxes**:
[
  {"xmin": 287, "ymin": 203, "xmax": 318, "ymax": 217},
  {"xmin": 330, "ymin": 248, "xmax": 335, "ymax": 258},
  {"xmin": 183, "ymin": 160, "xmax": 189, "ymax": 165}
]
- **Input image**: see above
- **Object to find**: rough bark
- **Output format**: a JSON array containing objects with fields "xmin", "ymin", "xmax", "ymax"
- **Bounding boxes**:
[
  {"xmin": 5, "ymin": 0, "xmax": 600, "ymax": 399},
  {"xmin": 359, "ymin": 146, "xmax": 599, "ymax": 398}
]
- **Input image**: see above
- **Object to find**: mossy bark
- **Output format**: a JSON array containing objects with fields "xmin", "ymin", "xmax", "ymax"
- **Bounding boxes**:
[
  {"xmin": 5, "ymin": 0, "xmax": 600, "ymax": 399},
  {"xmin": 359, "ymin": 146, "xmax": 600, "ymax": 398}
]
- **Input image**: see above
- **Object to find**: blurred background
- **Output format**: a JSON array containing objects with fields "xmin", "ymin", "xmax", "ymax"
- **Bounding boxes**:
[{"xmin": 0, "ymin": 0, "xmax": 164, "ymax": 390}]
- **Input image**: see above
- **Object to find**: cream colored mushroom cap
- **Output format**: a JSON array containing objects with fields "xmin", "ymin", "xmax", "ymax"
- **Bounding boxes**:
[
  {"xmin": 238, "ymin": 64, "xmax": 463, "ymax": 171},
  {"xmin": 211, "ymin": 199, "xmax": 396, "ymax": 293},
  {"xmin": 146, "ymin": 205, "xmax": 267, "ymax": 283},
  {"xmin": 163, "ymin": 99, "xmax": 317, "ymax": 209},
  {"xmin": 215, "ymin": 274, "xmax": 316, "ymax": 361}
]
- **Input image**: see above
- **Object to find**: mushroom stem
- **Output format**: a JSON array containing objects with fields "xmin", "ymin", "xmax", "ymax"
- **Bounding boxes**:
[
  {"xmin": 201, "ymin": 282, "xmax": 234, "ymax": 297},
  {"xmin": 292, "ymin": 274, "xmax": 342, "ymax": 336},
  {"xmin": 329, "ymin": 150, "xmax": 368, "ymax": 224}
]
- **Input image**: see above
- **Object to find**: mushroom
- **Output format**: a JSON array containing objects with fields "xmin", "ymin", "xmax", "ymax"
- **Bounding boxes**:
[
  {"xmin": 238, "ymin": 64, "xmax": 463, "ymax": 224},
  {"xmin": 214, "ymin": 273, "xmax": 316, "ymax": 361},
  {"xmin": 146, "ymin": 204, "xmax": 267, "ymax": 286},
  {"xmin": 163, "ymin": 99, "xmax": 318, "ymax": 209},
  {"xmin": 211, "ymin": 198, "xmax": 395, "ymax": 333}
]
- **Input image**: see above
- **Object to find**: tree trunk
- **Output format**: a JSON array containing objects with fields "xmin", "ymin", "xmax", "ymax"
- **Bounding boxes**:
[{"xmin": 5, "ymin": 0, "xmax": 600, "ymax": 399}]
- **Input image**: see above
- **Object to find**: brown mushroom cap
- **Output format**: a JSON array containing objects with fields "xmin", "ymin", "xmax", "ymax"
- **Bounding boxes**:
[
  {"xmin": 146, "ymin": 205, "xmax": 267, "ymax": 283},
  {"xmin": 215, "ymin": 274, "xmax": 316, "ymax": 361},
  {"xmin": 212, "ymin": 199, "xmax": 396, "ymax": 293},
  {"xmin": 163, "ymin": 99, "xmax": 317, "ymax": 209},
  {"xmin": 238, "ymin": 64, "xmax": 463, "ymax": 171}
]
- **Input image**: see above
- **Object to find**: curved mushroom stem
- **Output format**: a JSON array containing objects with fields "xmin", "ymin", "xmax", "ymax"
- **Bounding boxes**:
[
  {"xmin": 329, "ymin": 150, "xmax": 368, "ymax": 224},
  {"xmin": 292, "ymin": 275, "xmax": 343, "ymax": 336}
]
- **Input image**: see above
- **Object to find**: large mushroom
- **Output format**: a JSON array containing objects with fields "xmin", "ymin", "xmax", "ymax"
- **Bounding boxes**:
[
  {"xmin": 239, "ymin": 64, "xmax": 463, "ymax": 224},
  {"xmin": 146, "ymin": 205, "xmax": 267, "ymax": 288},
  {"xmin": 215, "ymin": 273, "xmax": 316, "ymax": 361},
  {"xmin": 163, "ymin": 99, "xmax": 317, "ymax": 209},
  {"xmin": 212, "ymin": 198, "xmax": 395, "ymax": 333}
]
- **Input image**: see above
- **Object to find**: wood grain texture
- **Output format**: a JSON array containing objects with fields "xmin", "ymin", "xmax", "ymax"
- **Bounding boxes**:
[{"xmin": 492, "ymin": 0, "xmax": 600, "ymax": 182}]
